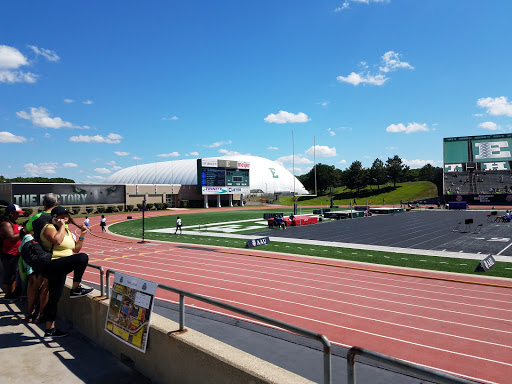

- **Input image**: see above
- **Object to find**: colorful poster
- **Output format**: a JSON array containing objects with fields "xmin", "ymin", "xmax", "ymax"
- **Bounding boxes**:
[{"xmin": 105, "ymin": 272, "xmax": 158, "ymax": 353}]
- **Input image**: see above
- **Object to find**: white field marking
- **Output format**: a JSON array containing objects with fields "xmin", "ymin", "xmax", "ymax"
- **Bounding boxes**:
[
  {"xmin": 100, "ymin": 259, "xmax": 512, "ymax": 328},
  {"xmin": 439, "ymin": 262, "xmax": 448, "ymax": 264},
  {"xmin": 489, "ymin": 237, "xmax": 510, "ymax": 243},
  {"xmin": 420, "ymin": 260, "xmax": 426, "ymax": 261},
  {"xmin": 120, "ymin": 287, "xmax": 502, "ymax": 384},
  {"xmin": 401, "ymin": 258, "xmax": 408, "ymax": 260},
  {"xmin": 145, "ymin": 249, "xmax": 512, "ymax": 300},
  {"xmin": 351, "ymin": 252, "xmax": 357, "ymax": 255},
  {"xmin": 384, "ymin": 256, "xmax": 390, "ymax": 258},
  {"xmin": 460, "ymin": 264, "xmax": 467, "ymax": 266},
  {"xmin": 156, "ymin": 229, "xmax": 512, "ymax": 262},
  {"xmin": 91, "ymin": 263, "xmax": 512, "ymax": 352},
  {"xmin": 497, "ymin": 241, "xmax": 512, "ymax": 256}
]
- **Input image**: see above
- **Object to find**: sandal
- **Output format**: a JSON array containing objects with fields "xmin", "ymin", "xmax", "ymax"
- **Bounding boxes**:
[{"xmin": 34, "ymin": 314, "xmax": 45, "ymax": 324}]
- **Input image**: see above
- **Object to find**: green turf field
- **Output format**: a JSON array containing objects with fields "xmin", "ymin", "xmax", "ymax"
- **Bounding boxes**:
[{"xmin": 109, "ymin": 209, "xmax": 512, "ymax": 279}]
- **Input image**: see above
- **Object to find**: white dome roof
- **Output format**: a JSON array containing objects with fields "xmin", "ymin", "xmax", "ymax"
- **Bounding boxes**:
[{"xmin": 104, "ymin": 155, "xmax": 307, "ymax": 194}]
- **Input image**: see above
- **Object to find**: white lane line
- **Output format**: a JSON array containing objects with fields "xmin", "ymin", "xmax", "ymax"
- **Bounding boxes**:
[
  {"xmin": 141, "ymin": 252, "xmax": 512, "ymax": 305},
  {"xmin": 91, "ymin": 260, "xmax": 512, "ymax": 333},
  {"xmin": 84, "ymin": 262, "xmax": 512, "ymax": 336},
  {"xmin": 497, "ymin": 241, "xmax": 512, "ymax": 256},
  {"xmin": 96, "ymin": 243, "xmax": 512, "ymax": 299}
]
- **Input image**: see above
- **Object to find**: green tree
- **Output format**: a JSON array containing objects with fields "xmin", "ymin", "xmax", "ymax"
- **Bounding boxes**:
[
  {"xmin": 344, "ymin": 161, "xmax": 368, "ymax": 193},
  {"xmin": 419, "ymin": 163, "xmax": 443, "ymax": 196},
  {"xmin": 299, "ymin": 163, "xmax": 340, "ymax": 194},
  {"xmin": 385, "ymin": 155, "xmax": 408, "ymax": 187},
  {"xmin": 369, "ymin": 158, "xmax": 387, "ymax": 190}
]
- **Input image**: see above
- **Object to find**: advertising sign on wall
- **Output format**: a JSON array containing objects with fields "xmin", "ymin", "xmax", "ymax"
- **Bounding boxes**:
[
  {"xmin": 11, "ymin": 184, "xmax": 126, "ymax": 207},
  {"xmin": 105, "ymin": 272, "xmax": 158, "ymax": 353}
]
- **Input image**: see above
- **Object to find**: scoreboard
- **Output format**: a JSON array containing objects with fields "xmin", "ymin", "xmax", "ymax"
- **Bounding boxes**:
[{"xmin": 197, "ymin": 159, "xmax": 250, "ymax": 195}]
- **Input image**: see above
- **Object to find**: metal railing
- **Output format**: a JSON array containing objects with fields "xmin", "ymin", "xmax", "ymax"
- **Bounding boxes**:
[
  {"xmin": 87, "ymin": 263, "xmax": 105, "ymax": 296},
  {"xmin": 93, "ymin": 267, "xmax": 332, "ymax": 384},
  {"xmin": 347, "ymin": 346, "xmax": 476, "ymax": 384}
]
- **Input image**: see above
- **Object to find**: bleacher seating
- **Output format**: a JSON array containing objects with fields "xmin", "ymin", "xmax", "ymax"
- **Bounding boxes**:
[{"xmin": 445, "ymin": 170, "xmax": 512, "ymax": 195}]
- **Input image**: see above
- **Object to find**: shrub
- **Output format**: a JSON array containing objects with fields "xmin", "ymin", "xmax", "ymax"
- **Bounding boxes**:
[
  {"xmin": 136, "ymin": 204, "xmax": 143, "ymax": 211},
  {"xmin": 154, "ymin": 203, "xmax": 162, "ymax": 210},
  {"xmin": 179, "ymin": 200, "xmax": 189, "ymax": 208},
  {"xmin": 145, "ymin": 203, "xmax": 154, "ymax": 210},
  {"xmin": 126, "ymin": 205, "xmax": 134, "ymax": 212},
  {"xmin": 71, "ymin": 206, "xmax": 81, "ymax": 215},
  {"xmin": 106, "ymin": 205, "xmax": 118, "ymax": 213},
  {"xmin": 96, "ymin": 206, "xmax": 105, "ymax": 213},
  {"xmin": 117, "ymin": 205, "xmax": 124, "ymax": 212},
  {"xmin": 86, "ymin": 206, "xmax": 94, "ymax": 214},
  {"xmin": 22, "ymin": 208, "xmax": 33, "ymax": 217}
]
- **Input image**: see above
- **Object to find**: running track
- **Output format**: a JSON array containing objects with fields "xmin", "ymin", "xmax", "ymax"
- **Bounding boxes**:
[{"xmin": 79, "ymin": 210, "xmax": 512, "ymax": 384}]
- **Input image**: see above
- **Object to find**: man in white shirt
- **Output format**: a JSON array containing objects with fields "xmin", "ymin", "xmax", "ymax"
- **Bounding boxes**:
[{"xmin": 175, "ymin": 216, "xmax": 182, "ymax": 234}]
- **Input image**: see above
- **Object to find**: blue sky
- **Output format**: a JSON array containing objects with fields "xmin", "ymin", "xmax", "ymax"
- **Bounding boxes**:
[{"xmin": 1, "ymin": 1, "xmax": 512, "ymax": 182}]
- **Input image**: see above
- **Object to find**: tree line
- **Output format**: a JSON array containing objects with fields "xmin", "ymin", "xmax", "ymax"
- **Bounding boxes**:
[
  {"xmin": 297, "ymin": 155, "xmax": 443, "ymax": 196},
  {"xmin": 0, "ymin": 176, "xmax": 75, "ymax": 183}
]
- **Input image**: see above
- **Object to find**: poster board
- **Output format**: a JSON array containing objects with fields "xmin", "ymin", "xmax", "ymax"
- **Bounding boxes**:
[{"xmin": 105, "ymin": 272, "xmax": 158, "ymax": 353}]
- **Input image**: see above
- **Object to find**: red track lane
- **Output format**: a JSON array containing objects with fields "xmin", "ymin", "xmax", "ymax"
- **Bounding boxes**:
[{"xmin": 76, "ymin": 215, "xmax": 512, "ymax": 384}]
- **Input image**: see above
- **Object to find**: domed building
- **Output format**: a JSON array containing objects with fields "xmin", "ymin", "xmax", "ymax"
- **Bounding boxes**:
[{"xmin": 104, "ymin": 155, "xmax": 308, "ymax": 208}]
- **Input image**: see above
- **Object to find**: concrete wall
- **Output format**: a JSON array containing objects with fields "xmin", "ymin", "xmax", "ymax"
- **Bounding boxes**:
[{"xmin": 58, "ymin": 282, "xmax": 313, "ymax": 384}]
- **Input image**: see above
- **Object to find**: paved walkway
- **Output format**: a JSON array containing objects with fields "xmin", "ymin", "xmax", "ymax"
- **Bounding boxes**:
[{"xmin": 0, "ymin": 297, "xmax": 149, "ymax": 384}]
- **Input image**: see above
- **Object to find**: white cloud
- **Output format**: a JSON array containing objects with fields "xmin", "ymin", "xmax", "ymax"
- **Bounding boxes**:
[
  {"xmin": 162, "ymin": 116, "xmax": 179, "ymax": 121},
  {"xmin": 87, "ymin": 175, "xmax": 106, "ymax": 181},
  {"xmin": 473, "ymin": 113, "xmax": 483, "ymax": 117},
  {"xmin": 0, "ymin": 45, "xmax": 28, "ymax": 68},
  {"xmin": 337, "ymin": 72, "xmax": 387, "ymax": 86},
  {"xmin": 335, "ymin": 0, "xmax": 390, "ymax": 12},
  {"xmin": 0, "ymin": 45, "xmax": 37, "ymax": 83},
  {"xmin": 386, "ymin": 146, "xmax": 398, "ymax": 150},
  {"xmin": 208, "ymin": 140, "xmax": 232, "ymax": 148},
  {"xmin": 189, "ymin": 151, "xmax": 199, "ymax": 156},
  {"xmin": 264, "ymin": 110, "xmax": 310, "ymax": 124},
  {"xmin": 338, "ymin": 159, "xmax": 347, "ymax": 164},
  {"xmin": 28, "ymin": 45, "xmax": 60, "ymax": 62},
  {"xmin": 305, "ymin": 145, "xmax": 337, "ymax": 157},
  {"xmin": 157, "ymin": 152, "xmax": 180, "ymax": 157},
  {"xmin": 69, "ymin": 133, "xmax": 123, "ymax": 144},
  {"xmin": 95, "ymin": 168, "xmax": 111, "ymax": 174},
  {"xmin": 114, "ymin": 151, "xmax": 130, "ymax": 156},
  {"xmin": 317, "ymin": 101, "xmax": 329, "ymax": 107},
  {"xmin": 477, "ymin": 96, "xmax": 512, "ymax": 117},
  {"xmin": 16, "ymin": 106, "xmax": 88, "ymax": 129},
  {"xmin": 83, "ymin": 100, "xmax": 94, "ymax": 105},
  {"xmin": 386, "ymin": 122, "xmax": 429, "ymax": 134},
  {"xmin": 23, "ymin": 162, "xmax": 79, "ymax": 176},
  {"xmin": 64, "ymin": 99, "xmax": 74, "ymax": 103},
  {"xmin": 402, "ymin": 159, "xmax": 442, "ymax": 168},
  {"xmin": 105, "ymin": 160, "xmax": 116, "ymax": 165},
  {"xmin": 268, "ymin": 146, "xmax": 279, "ymax": 150},
  {"xmin": 133, "ymin": 156, "xmax": 142, "ymax": 160},
  {"xmin": 0, "ymin": 69, "xmax": 38, "ymax": 83},
  {"xmin": 379, "ymin": 51, "xmax": 413, "ymax": 73},
  {"xmin": 276, "ymin": 154, "xmax": 313, "ymax": 165},
  {"xmin": 112, "ymin": 166, "xmax": 122, "ymax": 171},
  {"xmin": 328, "ymin": 128, "xmax": 336, "ymax": 136},
  {"xmin": 478, "ymin": 121, "xmax": 502, "ymax": 131},
  {"xmin": 218, "ymin": 149, "xmax": 250, "ymax": 156},
  {"xmin": 0, "ymin": 131, "xmax": 27, "ymax": 143}
]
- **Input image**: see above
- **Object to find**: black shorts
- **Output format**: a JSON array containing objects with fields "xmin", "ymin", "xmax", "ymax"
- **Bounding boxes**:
[{"xmin": 0, "ymin": 252, "xmax": 19, "ymax": 285}]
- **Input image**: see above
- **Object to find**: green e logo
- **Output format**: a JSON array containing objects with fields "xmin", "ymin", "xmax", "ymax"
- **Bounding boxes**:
[{"xmin": 269, "ymin": 168, "xmax": 279, "ymax": 178}]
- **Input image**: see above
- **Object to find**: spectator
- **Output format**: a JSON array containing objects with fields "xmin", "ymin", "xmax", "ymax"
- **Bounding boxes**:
[
  {"xmin": 40, "ymin": 206, "xmax": 93, "ymax": 338},
  {"xmin": 0, "ymin": 204, "xmax": 24, "ymax": 301},
  {"xmin": 84, "ymin": 216, "xmax": 90, "ymax": 230},
  {"xmin": 24, "ymin": 193, "xmax": 59, "ymax": 321},
  {"xmin": 100, "ymin": 215, "xmax": 106, "ymax": 233}
]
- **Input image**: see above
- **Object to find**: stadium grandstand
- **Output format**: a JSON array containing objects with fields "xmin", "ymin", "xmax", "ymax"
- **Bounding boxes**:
[{"xmin": 443, "ymin": 134, "xmax": 512, "ymax": 205}]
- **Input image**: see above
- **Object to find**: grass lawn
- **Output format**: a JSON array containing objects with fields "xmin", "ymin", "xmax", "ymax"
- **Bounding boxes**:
[
  {"xmin": 109, "ymin": 209, "xmax": 512, "ymax": 279},
  {"xmin": 278, "ymin": 181, "xmax": 438, "ymax": 206}
]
